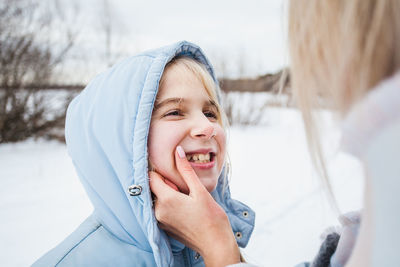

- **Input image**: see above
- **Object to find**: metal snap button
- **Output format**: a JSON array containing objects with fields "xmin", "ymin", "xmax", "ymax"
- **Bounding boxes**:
[
  {"xmin": 242, "ymin": 211, "xmax": 249, "ymax": 217},
  {"xmin": 235, "ymin": 231, "xmax": 242, "ymax": 239},
  {"xmin": 194, "ymin": 252, "xmax": 200, "ymax": 260},
  {"xmin": 128, "ymin": 185, "xmax": 142, "ymax": 196}
]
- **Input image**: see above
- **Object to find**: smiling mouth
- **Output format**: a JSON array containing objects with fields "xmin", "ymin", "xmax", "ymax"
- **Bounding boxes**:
[{"xmin": 186, "ymin": 152, "xmax": 215, "ymax": 164}]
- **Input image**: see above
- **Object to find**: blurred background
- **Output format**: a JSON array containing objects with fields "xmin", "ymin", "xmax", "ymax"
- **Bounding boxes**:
[{"xmin": 0, "ymin": 0, "xmax": 363, "ymax": 266}]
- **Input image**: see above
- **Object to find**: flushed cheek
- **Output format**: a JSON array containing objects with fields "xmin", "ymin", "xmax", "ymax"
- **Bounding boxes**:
[
  {"xmin": 149, "ymin": 132, "xmax": 175, "ymax": 169},
  {"xmin": 148, "ymin": 125, "xmax": 187, "ymax": 189}
]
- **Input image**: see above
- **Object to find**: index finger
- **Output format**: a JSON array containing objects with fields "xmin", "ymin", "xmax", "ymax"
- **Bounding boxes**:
[{"xmin": 175, "ymin": 146, "xmax": 206, "ymax": 194}]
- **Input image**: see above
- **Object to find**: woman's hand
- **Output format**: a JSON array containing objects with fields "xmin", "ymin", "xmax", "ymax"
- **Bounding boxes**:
[{"xmin": 149, "ymin": 146, "xmax": 240, "ymax": 267}]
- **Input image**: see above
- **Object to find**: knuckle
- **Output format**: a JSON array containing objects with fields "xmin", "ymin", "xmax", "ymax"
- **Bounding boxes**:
[
  {"xmin": 153, "ymin": 196, "xmax": 175, "ymax": 223},
  {"xmin": 181, "ymin": 165, "xmax": 195, "ymax": 175},
  {"xmin": 178, "ymin": 161, "xmax": 193, "ymax": 172},
  {"xmin": 155, "ymin": 207, "xmax": 168, "ymax": 222}
]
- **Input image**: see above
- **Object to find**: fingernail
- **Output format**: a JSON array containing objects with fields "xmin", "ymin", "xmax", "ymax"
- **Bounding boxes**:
[{"xmin": 176, "ymin": 146, "xmax": 186, "ymax": 158}]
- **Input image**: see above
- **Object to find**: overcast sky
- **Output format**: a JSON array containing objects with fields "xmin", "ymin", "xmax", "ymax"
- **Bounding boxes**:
[{"xmin": 60, "ymin": 0, "xmax": 288, "ymax": 83}]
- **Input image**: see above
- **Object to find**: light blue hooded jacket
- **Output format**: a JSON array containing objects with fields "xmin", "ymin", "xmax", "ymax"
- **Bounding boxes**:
[{"xmin": 32, "ymin": 41, "xmax": 255, "ymax": 267}]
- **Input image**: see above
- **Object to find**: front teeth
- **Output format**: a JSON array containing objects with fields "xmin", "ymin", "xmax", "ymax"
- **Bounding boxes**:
[{"xmin": 186, "ymin": 153, "xmax": 211, "ymax": 163}]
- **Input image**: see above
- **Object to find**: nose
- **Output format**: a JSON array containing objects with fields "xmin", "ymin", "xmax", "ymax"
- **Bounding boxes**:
[{"xmin": 190, "ymin": 114, "xmax": 216, "ymax": 140}]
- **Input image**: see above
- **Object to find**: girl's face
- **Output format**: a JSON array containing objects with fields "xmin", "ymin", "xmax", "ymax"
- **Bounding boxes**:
[{"xmin": 148, "ymin": 65, "xmax": 226, "ymax": 194}]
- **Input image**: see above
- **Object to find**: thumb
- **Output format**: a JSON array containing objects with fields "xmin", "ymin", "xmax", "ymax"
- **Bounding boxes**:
[
  {"xmin": 149, "ymin": 171, "xmax": 178, "ymax": 199},
  {"xmin": 175, "ymin": 146, "xmax": 205, "ymax": 194}
]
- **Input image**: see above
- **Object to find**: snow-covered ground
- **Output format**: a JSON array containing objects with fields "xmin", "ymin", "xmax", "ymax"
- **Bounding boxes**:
[{"xmin": 0, "ymin": 107, "xmax": 364, "ymax": 267}]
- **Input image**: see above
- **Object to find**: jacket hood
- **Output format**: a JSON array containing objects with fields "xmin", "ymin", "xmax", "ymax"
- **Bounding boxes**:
[{"xmin": 65, "ymin": 41, "xmax": 254, "ymax": 267}]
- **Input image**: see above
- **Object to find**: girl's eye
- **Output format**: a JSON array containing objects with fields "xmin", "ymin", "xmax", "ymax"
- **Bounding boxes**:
[
  {"xmin": 204, "ymin": 110, "xmax": 218, "ymax": 120},
  {"xmin": 163, "ymin": 110, "xmax": 182, "ymax": 117}
]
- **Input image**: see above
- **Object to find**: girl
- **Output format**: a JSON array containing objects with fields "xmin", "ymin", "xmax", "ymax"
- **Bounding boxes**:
[
  {"xmin": 150, "ymin": 1, "xmax": 400, "ymax": 267},
  {"xmin": 32, "ymin": 41, "xmax": 255, "ymax": 267}
]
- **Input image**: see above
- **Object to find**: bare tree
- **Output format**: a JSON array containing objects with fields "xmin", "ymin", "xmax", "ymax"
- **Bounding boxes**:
[{"xmin": 0, "ymin": 0, "xmax": 77, "ymax": 143}]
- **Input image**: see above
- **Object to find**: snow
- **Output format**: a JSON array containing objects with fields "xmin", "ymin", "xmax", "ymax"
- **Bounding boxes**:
[
  {"xmin": 0, "ymin": 107, "xmax": 363, "ymax": 267},
  {"xmin": 227, "ymin": 108, "xmax": 363, "ymax": 266}
]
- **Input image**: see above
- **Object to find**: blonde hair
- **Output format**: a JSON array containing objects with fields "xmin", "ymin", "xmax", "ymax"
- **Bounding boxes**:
[{"xmin": 289, "ymin": 0, "xmax": 400, "ymax": 209}]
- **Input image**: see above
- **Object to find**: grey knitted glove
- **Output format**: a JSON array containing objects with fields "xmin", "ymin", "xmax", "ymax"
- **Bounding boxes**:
[
  {"xmin": 330, "ymin": 211, "xmax": 360, "ymax": 267},
  {"xmin": 311, "ymin": 211, "xmax": 361, "ymax": 267}
]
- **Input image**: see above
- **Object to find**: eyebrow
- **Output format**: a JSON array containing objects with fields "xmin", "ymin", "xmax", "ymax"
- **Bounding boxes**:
[
  {"xmin": 154, "ymin": 98, "xmax": 184, "ymax": 110},
  {"xmin": 154, "ymin": 97, "xmax": 218, "ymax": 111}
]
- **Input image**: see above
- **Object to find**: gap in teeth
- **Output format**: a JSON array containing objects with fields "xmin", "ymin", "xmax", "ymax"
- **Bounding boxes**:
[{"xmin": 186, "ymin": 153, "xmax": 211, "ymax": 163}]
